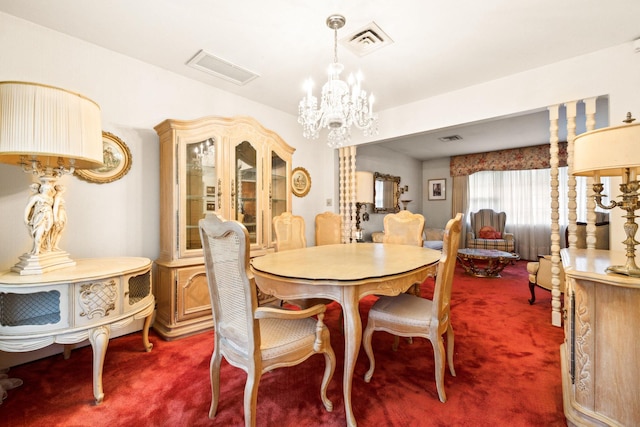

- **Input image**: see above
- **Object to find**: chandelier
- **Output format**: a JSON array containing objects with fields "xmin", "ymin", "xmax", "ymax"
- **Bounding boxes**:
[{"xmin": 298, "ymin": 15, "xmax": 378, "ymax": 148}]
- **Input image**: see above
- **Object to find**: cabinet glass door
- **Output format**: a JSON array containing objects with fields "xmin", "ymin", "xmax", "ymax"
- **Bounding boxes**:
[
  {"xmin": 185, "ymin": 138, "xmax": 217, "ymax": 251},
  {"xmin": 235, "ymin": 140, "xmax": 258, "ymax": 244},
  {"xmin": 271, "ymin": 151, "xmax": 287, "ymax": 223}
]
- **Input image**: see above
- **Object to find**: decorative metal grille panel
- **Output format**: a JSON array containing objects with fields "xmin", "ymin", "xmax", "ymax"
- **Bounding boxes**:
[
  {"xmin": 0, "ymin": 290, "xmax": 61, "ymax": 326},
  {"xmin": 128, "ymin": 271, "xmax": 150, "ymax": 305}
]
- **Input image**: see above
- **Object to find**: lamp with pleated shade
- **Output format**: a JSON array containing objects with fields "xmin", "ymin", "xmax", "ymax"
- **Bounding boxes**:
[
  {"xmin": 0, "ymin": 81, "xmax": 103, "ymax": 275},
  {"xmin": 573, "ymin": 115, "xmax": 640, "ymax": 277}
]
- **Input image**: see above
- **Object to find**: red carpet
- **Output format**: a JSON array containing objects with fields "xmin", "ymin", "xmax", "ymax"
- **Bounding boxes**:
[{"xmin": 1, "ymin": 261, "xmax": 566, "ymax": 426}]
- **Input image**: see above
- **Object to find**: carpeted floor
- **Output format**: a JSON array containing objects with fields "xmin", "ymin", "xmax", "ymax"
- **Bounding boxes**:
[{"xmin": 1, "ymin": 260, "xmax": 566, "ymax": 426}]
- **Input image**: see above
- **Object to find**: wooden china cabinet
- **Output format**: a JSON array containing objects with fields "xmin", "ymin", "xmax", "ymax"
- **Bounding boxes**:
[{"xmin": 153, "ymin": 116, "xmax": 294, "ymax": 339}]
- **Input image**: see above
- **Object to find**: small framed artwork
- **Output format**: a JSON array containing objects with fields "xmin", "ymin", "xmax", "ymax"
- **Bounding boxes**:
[
  {"xmin": 428, "ymin": 178, "xmax": 446, "ymax": 200},
  {"xmin": 206, "ymin": 186, "xmax": 215, "ymax": 196},
  {"xmin": 291, "ymin": 167, "xmax": 311, "ymax": 197},
  {"xmin": 206, "ymin": 202, "xmax": 216, "ymax": 211},
  {"xmin": 75, "ymin": 131, "xmax": 132, "ymax": 184}
]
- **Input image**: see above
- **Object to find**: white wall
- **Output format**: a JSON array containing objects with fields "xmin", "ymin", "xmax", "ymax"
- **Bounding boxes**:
[{"xmin": 421, "ymin": 157, "xmax": 453, "ymax": 228}]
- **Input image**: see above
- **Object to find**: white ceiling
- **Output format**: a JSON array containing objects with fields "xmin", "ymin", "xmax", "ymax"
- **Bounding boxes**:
[{"xmin": 1, "ymin": 0, "xmax": 638, "ymax": 159}]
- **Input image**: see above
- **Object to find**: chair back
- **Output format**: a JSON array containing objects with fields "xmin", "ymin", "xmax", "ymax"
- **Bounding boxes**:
[
  {"xmin": 382, "ymin": 210, "xmax": 425, "ymax": 246},
  {"xmin": 315, "ymin": 212, "xmax": 342, "ymax": 245},
  {"xmin": 470, "ymin": 209, "xmax": 506, "ymax": 234},
  {"xmin": 432, "ymin": 213, "xmax": 463, "ymax": 333},
  {"xmin": 273, "ymin": 212, "xmax": 306, "ymax": 252},
  {"xmin": 199, "ymin": 214, "xmax": 258, "ymax": 357}
]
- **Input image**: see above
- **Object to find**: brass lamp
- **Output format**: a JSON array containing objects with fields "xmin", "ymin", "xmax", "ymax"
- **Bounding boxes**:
[
  {"xmin": 0, "ymin": 81, "xmax": 103, "ymax": 275},
  {"xmin": 572, "ymin": 114, "xmax": 640, "ymax": 277},
  {"xmin": 355, "ymin": 171, "xmax": 374, "ymax": 241}
]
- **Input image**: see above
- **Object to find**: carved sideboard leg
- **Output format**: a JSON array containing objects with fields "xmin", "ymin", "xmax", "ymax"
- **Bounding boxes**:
[
  {"xmin": 89, "ymin": 326, "xmax": 110, "ymax": 404},
  {"xmin": 142, "ymin": 312, "xmax": 153, "ymax": 352}
]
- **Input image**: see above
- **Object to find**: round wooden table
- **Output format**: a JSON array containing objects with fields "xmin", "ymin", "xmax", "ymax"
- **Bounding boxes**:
[
  {"xmin": 250, "ymin": 243, "xmax": 440, "ymax": 427},
  {"xmin": 457, "ymin": 248, "xmax": 520, "ymax": 278}
]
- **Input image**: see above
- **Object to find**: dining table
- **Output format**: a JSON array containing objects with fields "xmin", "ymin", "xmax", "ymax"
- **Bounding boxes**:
[{"xmin": 250, "ymin": 242, "xmax": 440, "ymax": 427}]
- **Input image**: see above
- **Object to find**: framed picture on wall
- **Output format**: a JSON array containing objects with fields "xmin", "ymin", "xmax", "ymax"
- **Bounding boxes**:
[
  {"xmin": 75, "ymin": 131, "xmax": 132, "ymax": 184},
  {"xmin": 428, "ymin": 178, "xmax": 446, "ymax": 200},
  {"xmin": 291, "ymin": 167, "xmax": 311, "ymax": 197}
]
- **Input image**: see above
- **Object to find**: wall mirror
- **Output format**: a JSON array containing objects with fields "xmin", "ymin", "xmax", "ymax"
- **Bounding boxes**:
[{"xmin": 373, "ymin": 172, "xmax": 401, "ymax": 213}]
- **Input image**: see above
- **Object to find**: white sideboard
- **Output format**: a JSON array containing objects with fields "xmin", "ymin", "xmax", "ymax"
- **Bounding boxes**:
[
  {"xmin": 0, "ymin": 257, "xmax": 154, "ymax": 404},
  {"xmin": 560, "ymin": 249, "xmax": 640, "ymax": 426}
]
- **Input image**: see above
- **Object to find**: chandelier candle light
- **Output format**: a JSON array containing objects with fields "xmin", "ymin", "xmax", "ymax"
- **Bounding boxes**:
[
  {"xmin": 298, "ymin": 15, "xmax": 378, "ymax": 148},
  {"xmin": 0, "ymin": 81, "xmax": 103, "ymax": 275},
  {"xmin": 573, "ymin": 113, "xmax": 640, "ymax": 277}
]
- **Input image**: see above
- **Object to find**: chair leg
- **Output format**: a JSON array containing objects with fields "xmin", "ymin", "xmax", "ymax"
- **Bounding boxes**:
[
  {"xmin": 446, "ymin": 324, "xmax": 456, "ymax": 377},
  {"xmin": 209, "ymin": 346, "xmax": 222, "ymax": 419},
  {"xmin": 244, "ymin": 367, "xmax": 261, "ymax": 427},
  {"xmin": 362, "ymin": 324, "xmax": 376, "ymax": 383},
  {"xmin": 320, "ymin": 346, "xmax": 336, "ymax": 412},
  {"xmin": 432, "ymin": 335, "xmax": 447, "ymax": 403},
  {"xmin": 528, "ymin": 281, "xmax": 537, "ymax": 305}
]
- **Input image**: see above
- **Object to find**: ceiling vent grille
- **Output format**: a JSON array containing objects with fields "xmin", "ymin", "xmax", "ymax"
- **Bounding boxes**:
[
  {"xmin": 439, "ymin": 135, "xmax": 463, "ymax": 142},
  {"xmin": 341, "ymin": 22, "xmax": 393, "ymax": 57},
  {"xmin": 186, "ymin": 50, "xmax": 259, "ymax": 85}
]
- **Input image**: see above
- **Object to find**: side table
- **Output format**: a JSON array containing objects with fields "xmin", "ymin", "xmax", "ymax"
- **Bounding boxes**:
[
  {"xmin": 0, "ymin": 257, "xmax": 154, "ymax": 404},
  {"xmin": 457, "ymin": 248, "xmax": 520, "ymax": 278}
]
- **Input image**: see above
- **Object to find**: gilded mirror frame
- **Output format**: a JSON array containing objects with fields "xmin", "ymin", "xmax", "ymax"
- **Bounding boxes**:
[{"xmin": 373, "ymin": 172, "xmax": 401, "ymax": 213}]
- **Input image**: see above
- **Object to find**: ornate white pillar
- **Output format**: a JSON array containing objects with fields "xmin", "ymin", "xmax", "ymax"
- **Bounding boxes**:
[
  {"xmin": 583, "ymin": 97, "xmax": 598, "ymax": 249},
  {"xmin": 548, "ymin": 104, "xmax": 562, "ymax": 327},
  {"xmin": 565, "ymin": 101, "xmax": 579, "ymax": 250},
  {"xmin": 338, "ymin": 146, "xmax": 358, "ymax": 243}
]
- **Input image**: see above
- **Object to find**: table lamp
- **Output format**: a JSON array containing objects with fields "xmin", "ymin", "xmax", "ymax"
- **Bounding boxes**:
[
  {"xmin": 355, "ymin": 171, "xmax": 374, "ymax": 241},
  {"xmin": 572, "ymin": 113, "xmax": 640, "ymax": 277},
  {"xmin": 0, "ymin": 81, "xmax": 103, "ymax": 275}
]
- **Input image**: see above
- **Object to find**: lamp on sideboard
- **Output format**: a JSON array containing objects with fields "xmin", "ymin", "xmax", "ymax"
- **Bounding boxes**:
[
  {"xmin": 0, "ymin": 81, "xmax": 103, "ymax": 275},
  {"xmin": 572, "ymin": 113, "xmax": 640, "ymax": 277},
  {"xmin": 355, "ymin": 171, "xmax": 374, "ymax": 241}
]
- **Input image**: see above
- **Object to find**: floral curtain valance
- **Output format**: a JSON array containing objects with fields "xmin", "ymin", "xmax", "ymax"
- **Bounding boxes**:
[{"xmin": 450, "ymin": 142, "xmax": 567, "ymax": 177}]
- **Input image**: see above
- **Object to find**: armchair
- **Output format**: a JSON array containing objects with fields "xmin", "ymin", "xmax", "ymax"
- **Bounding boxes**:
[
  {"xmin": 467, "ymin": 209, "xmax": 515, "ymax": 253},
  {"xmin": 199, "ymin": 215, "xmax": 335, "ymax": 426},
  {"xmin": 527, "ymin": 217, "xmax": 609, "ymax": 304}
]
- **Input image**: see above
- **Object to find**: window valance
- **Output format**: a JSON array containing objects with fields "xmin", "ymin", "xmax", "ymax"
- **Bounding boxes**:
[{"xmin": 450, "ymin": 142, "xmax": 567, "ymax": 176}]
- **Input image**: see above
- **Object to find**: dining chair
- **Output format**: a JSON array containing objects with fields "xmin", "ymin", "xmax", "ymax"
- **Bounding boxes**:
[
  {"xmin": 382, "ymin": 210, "xmax": 426, "ymax": 296},
  {"xmin": 315, "ymin": 211, "xmax": 343, "ymax": 245},
  {"xmin": 273, "ymin": 212, "xmax": 306, "ymax": 251},
  {"xmin": 363, "ymin": 213, "xmax": 463, "ymax": 403},
  {"xmin": 273, "ymin": 212, "xmax": 333, "ymax": 309},
  {"xmin": 382, "ymin": 210, "xmax": 425, "ymax": 247},
  {"xmin": 199, "ymin": 214, "xmax": 336, "ymax": 427}
]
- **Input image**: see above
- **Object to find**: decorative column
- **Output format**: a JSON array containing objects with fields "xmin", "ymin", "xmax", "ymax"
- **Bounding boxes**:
[
  {"xmin": 338, "ymin": 146, "xmax": 358, "ymax": 243},
  {"xmin": 565, "ymin": 101, "xmax": 579, "ymax": 249},
  {"xmin": 583, "ymin": 97, "xmax": 598, "ymax": 249},
  {"xmin": 548, "ymin": 104, "xmax": 563, "ymax": 327}
]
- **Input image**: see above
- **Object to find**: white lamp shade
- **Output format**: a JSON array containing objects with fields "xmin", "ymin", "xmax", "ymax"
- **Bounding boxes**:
[
  {"xmin": 573, "ymin": 122, "xmax": 640, "ymax": 177},
  {"xmin": 0, "ymin": 81, "xmax": 103, "ymax": 169},
  {"xmin": 356, "ymin": 171, "xmax": 374, "ymax": 204}
]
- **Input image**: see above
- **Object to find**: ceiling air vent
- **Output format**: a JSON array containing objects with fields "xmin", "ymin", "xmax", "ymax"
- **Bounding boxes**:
[
  {"xmin": 186, "ymin": 50, "xmax": 259, "ymax": 86},
  {"xmin": 341, "ymin": 22, "xmax": 393, "ymax": 57},
  {"xmin": 439, "ymin": 135, "xmax": 463, "ymax": 142}
]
